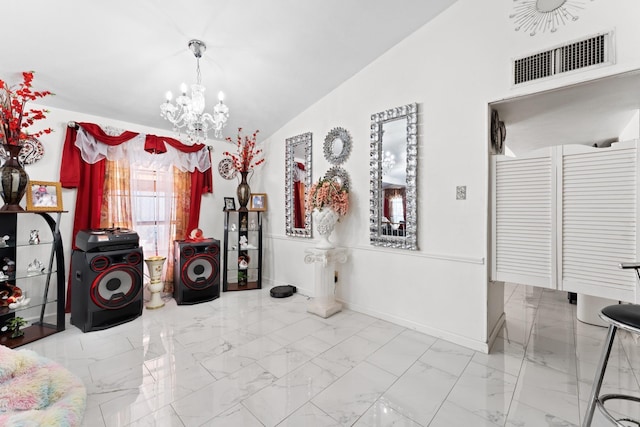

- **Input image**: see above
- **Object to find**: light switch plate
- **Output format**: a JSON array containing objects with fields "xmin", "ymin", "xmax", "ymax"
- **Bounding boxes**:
[{"xmin": 456, "ymin": 186, "xmax": 467, "ymax": 200}]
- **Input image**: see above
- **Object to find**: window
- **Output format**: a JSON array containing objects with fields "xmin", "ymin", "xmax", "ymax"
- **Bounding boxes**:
[
  {"xmin": 389, "ymin": 195, "xmax": 404, "ymax": 225},
  {"xmin": 102, "ymin": 160, "xmax": 191, "ymax": 285}
]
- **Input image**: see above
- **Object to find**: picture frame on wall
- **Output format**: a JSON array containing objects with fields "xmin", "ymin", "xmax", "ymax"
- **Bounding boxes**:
[
  {"xmin": 223, "ymin": 197, "xmax": 236, "ymax": 211},
  {"xmin": 250, "ymin": 193, "xmax": 267, "ymax": 211},
  {"xmin": 26, "ymin": 181, "xmax": 64, "ymax": 211}
]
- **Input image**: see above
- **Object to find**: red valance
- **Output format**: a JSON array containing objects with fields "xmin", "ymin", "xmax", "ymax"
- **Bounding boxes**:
[{"xmin": 60, "ymin": 122, "xmax": 213, "ymax": 312}]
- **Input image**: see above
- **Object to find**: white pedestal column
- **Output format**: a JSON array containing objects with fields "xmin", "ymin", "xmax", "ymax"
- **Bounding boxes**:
[{"xmin": 304, "ymin": 247, "xmax": 347, "ymax": 318}]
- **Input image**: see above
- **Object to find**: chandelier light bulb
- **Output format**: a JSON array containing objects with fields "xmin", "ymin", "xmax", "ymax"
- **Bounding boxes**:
[
  {"xmin": 159, "ymin": 39, "xmax": 230, "ymax": 144},
  {"xmin": 382, "ymin": 151, "xmax": 396, "ymax": 176}
]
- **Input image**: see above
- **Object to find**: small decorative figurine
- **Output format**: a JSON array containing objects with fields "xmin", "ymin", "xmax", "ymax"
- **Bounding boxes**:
[
  {"xmin": 186, "ymin": 228, "xmax": 205, "ymax": 242},
  {"xmin": 8, "ymin": 293, "xmax": 30, "ymax": 310},
  {"xmin": 0, "ymin": 235, "xmax": 9, "ymax": 248},
  {"xmin": 0, "ymin": 283, "xmax": 22, "ymax": 307},
  {"xmin": 29, "ymin": 229, "xmax": 40, "ymax": 245},
  {"xmin": 0, "ymin": 272, "xmax": 8, "ymax": 282},
  {"xmin": 240, "ymin": 216, "xmax": 248, "ymax": 231},
  {"xmin": 27, "ymin": 259, "xmax": 45, "ymax": 275},
  {"xmin": 249, "ymin": 219, "xmax": 256, "ymax": 230},
  {"xmin": 230, "ymin": 223, "xmax": 237, "ymax": 231},
  {"xmin": 239, "ymin": 236, "xmax": 257, "ymax": 250},
  {"xmin": 238, "ymin": 254, "xmax": 250, "ymax": 269},
  {"xmin": 2, "ymin": 257, "xmax": 15, "ymax": 273}
]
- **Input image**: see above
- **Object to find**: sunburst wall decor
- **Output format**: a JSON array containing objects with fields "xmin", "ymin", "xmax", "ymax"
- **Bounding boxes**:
[{"xmin": 510, "ymin": 0, "xmax": 595, "ymax": 36}]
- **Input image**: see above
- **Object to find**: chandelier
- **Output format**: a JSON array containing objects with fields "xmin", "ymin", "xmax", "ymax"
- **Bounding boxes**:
[
  {"xmin": 382, "ymin": 151, "xmax": 396, "ymax": 175},
  {"xmin": 160, "ymin": 39, "xmax": 229, "ymax": 143}
]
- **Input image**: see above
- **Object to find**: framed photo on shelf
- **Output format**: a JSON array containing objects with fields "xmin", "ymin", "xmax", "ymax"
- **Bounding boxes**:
[
  {"xmin": 26, "ymin": 181, "xmax": 63, "ymax": 211},
  {"xmin": 223, "ymin": 197, "xmax": 236, "ymax": 211},
  {"xmin": 250, "ymin": 193, "xmax": 267, "ymax": 211}
]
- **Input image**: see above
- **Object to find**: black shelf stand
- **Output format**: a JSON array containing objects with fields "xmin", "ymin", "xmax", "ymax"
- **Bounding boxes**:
[
  {"xmin": 223, "ymin": 210, "xmax": 262, "ymax": 291},
  {"xmin": 0, "ymin": 211, "xmax": 65, "ymax": 348}
]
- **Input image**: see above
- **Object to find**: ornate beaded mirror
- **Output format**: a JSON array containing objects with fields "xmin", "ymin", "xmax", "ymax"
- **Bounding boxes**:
[
  {"xmin": 369, "ymin": 103, "xmax": 418, "ymax": 250},
  {"xmin": 285, "ymin": 132, "xmax": 313, "ymax": 237}
]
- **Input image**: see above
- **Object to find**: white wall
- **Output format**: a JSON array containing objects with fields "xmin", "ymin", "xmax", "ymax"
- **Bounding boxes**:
[
  {"xmin": 28, "ymin": 0, "xmax": 640, "ymax": 352},
  {"xmin": 255, "ymin": 0, "xmax": 640, "ymax": 352}
]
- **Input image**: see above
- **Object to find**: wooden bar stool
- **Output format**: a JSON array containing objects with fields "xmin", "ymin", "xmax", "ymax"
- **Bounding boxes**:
[{"xmin": 583, "ymin": 263, "xmax": 640, "ymax": 426}]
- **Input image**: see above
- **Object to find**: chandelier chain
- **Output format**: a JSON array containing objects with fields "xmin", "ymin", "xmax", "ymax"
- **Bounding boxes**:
[{"xmin": 196, "ymin": 57, "xmax": 202, "ymax": 85}]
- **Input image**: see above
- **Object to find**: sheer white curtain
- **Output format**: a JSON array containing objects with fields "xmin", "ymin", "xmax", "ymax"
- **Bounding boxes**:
[{"xmin": 130, "ymin": 167, "xmax": 174, "ymax": 260}]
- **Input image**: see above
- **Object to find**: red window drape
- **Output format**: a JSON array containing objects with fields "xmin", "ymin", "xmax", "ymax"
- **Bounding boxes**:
[
  {"xmin": 294, "ymin": 162, "xmax": 305, "ymax": 229},
  {"xmin": 59, "ymin": 122, "xmax": 213, "ymax": 312}
]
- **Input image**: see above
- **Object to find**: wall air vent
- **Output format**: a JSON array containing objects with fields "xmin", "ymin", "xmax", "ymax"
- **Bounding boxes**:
[{"xmin": 514, "ymin": 31, "xmax": 614, "ymax": 85}]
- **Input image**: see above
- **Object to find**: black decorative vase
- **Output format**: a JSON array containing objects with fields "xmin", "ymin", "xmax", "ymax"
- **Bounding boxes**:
[
  {"xmin": 0, "ymin": 144, "xmax": 28, "ymax": 212},
  {"xmin": 237, "ymin": 171, "xmax": 251, "ymax": 212}
]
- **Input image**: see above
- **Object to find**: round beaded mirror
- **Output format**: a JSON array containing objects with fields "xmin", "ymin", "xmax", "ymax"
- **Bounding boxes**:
[{"xmin": 323, "ymin": 127, "xmax": 352, "ymax": 165}]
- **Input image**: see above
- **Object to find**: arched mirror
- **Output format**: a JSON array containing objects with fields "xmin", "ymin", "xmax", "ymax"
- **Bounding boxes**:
[
  {"xmin": 285, "ymin": 132, "xmax": 312, "ymax": 237},
  {"xmin": 324, "ymin": 127, "xmax": 352, "ymax": 165},
  {"xmin": 370, "ymin": 103, "xmax": 418, "ymax": 250}
]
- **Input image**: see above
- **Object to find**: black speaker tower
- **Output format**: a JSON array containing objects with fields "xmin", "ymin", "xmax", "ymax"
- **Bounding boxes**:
[
  {"xmin": 70, "ymin": 247, "xmax": 144, "ymax": 332},
  {"xmin": 173, "ymin": 239, "xmax": 220, "ymax": 305}
]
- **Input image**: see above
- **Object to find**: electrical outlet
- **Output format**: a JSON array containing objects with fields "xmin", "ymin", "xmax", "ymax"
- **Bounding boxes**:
[
  {"xmin": 334, "ymin": 271, "xmax": 339, "ymax": 283},
  {"xmin": 456, "ymin": 185, "xmax": 467, "ymax": 200}
]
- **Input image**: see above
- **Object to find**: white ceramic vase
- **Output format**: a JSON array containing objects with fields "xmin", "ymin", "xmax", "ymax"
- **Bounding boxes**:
[
  {"xmin": 313, "ymin": 207, "xmax": 340, "ymax": 249},
  {"xmin": 145, "ymin": 255, "xmax": 166, "ymax": 309}
]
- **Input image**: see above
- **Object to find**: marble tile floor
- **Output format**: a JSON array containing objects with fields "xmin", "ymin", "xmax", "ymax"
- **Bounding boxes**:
[{"xmin": 19, "ymin": 283, "xmax": 640, "ymax": 426}]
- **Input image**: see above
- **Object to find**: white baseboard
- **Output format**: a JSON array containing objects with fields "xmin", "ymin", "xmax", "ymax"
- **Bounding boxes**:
[
  {"xmin": 263, "ymin": 277, "xmax": 494, "ymax": 353},
  {"xmin": 340, "ymin": 299, "xmax": 492, "ymax": 353}
]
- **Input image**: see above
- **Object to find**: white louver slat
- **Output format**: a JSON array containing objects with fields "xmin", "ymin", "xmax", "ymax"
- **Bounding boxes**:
[
  {"xmin": 491, "ymin": 141, "xmax": 639, "ymax": 302},
  {"xmin": 494, "ymin": 152, "xmax": 554, "ymax": 287},
  {"xmin": 560, "ymin": 144, "xmax": 638, "ymax": 301}
]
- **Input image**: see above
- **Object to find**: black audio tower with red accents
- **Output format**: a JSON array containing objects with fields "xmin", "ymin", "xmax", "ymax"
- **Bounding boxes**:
[
  {"xmin": 173, "ymin": 239, "xmax": 220, "ymax": 305},
  {"xmin": 71, "ymin": 228, "xmax": 143, "ymax": 332}
]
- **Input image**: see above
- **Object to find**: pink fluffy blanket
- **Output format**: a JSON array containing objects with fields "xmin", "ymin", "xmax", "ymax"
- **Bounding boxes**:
[{"xmin": 0, "ymin": 344, "xmax": 86, "ymax": 426}]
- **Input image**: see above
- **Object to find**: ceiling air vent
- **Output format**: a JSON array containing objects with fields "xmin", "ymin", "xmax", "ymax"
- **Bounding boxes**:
[{"xmin": 514, "ymin": 31, "xmax": 614, "ymax": 85}]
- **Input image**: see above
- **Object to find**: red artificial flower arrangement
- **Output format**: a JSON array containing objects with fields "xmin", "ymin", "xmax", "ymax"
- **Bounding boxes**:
[
  {"xmin": 0, "ymin": 71, "xmax": 53, "ymax": 146},
  {"xmin": 223, "ymin": 128, "xmax": 265, "ymax": 173}
]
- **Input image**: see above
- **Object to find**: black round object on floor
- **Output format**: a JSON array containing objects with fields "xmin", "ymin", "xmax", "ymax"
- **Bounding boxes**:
[{"xmin": 270, "ymin": 285, "xmax": 296, "ymax": 298}]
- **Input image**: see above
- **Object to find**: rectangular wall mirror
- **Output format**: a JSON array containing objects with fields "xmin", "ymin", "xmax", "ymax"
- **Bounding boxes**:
[
  {"xmin": 370, "ymin": 103, "xmax": 418, "ymax": 250},
  {"xmin": 285, "ymin": 132, "xmax": 313, "ymax": 237}
]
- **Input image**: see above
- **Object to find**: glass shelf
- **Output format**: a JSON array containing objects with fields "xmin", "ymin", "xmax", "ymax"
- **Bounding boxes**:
[
  {"xmin": 2, "ymin": 268, "xmax": 57, "ymax": 281},
  {"xmin": 0, "ymin": 295, "xmax": 57, "ymax": 315},
  {"xmin": 0, "ymin": 240, "xmax": 54, "ymax": 249}
]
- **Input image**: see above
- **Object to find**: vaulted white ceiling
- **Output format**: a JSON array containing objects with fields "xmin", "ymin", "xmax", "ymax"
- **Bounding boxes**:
[{"xmin": 0, "ymin": 0, "xmax": 457, "ymax": 141}]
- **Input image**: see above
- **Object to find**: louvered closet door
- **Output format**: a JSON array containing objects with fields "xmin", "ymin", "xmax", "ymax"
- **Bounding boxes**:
[
  {"xmin": 560, "ymin": 142, "xmax": 639, "ymax": 302},
  {"xmin": 492, "ymin": 149, "xmax": 554, "ymax": 288}
]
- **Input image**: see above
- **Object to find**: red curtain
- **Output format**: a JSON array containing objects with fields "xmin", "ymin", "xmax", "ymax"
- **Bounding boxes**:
[
  {"xmin": 294, "ymin": 162, "xmax": 305, "ymax": 228},
  {"xmin": 59, "ymin": 122, "xmax": 213, "ymax": 311},
  {"xmin": 383, "ymin": 189, "xmax": 390, "ymax": 220}
]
